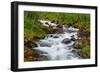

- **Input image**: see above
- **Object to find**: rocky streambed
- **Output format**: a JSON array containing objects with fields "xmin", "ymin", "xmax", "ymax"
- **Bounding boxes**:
[
  {"xmin": 33, "ymin": 20, "xmax": 83, "ymax": 60},
  {"xmin": 24, "ymin": 19, "xmax": 90, "ymax": 62}
]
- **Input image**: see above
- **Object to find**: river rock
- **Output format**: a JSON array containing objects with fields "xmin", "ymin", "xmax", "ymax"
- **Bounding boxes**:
[
  {"xmin": 35, "ymin": 49, "xmax": 48, "ymax": 54},
  {"xmin": 39, "ymin": 41, "xmax": 51, "ymax": 47},
  {"xmin": 62, "ymin": 38, "xmax": 71, "ymax": 44},
  {"xmin": 49, "ymin": 34, "xmax": 53, "ymax": 37},
  {"xmin": 51, "ymin": 20, "xmax": 55, "ymax": 23},
  {"xmin": 25, "ymin": 41, "xmax": 38, "ymax": 48},
  {"xmin": 49, "ymin": 34, "xmax": 59, "ymax": 38},
  {"xmin": 71, "ymin": 49, "xmax": 77, "ymax": 53},
  {"xmin": 45, "ymin": 22, "xmax": 49, "ymax": 25},
  {"xmin": 38, "ymin": 55, "xmax": 50, "ymax": 61},
  {"xmin": 53, "ymin": 25, "xmax": 64, "ymax": 34},
  {"xmin": 73, "ymin": 39, "xmax": 83, "ymax": 49},
  {"xmin": 71, "ymin": 35, "xmax": 76, "ymax": 41},
  {"xmin": 53, "ymin": 35, "xmax": 59, "ymax": 38}
]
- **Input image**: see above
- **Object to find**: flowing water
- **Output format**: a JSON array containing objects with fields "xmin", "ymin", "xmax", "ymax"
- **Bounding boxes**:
[{"xmin": 34, "ymin": 20, "xmax": 80, "ymax": 60}]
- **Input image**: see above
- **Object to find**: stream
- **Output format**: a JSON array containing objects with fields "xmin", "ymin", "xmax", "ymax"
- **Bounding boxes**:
[{"xmin": 34, "ymin": 20, "xmax": 81, "ymax": 60}]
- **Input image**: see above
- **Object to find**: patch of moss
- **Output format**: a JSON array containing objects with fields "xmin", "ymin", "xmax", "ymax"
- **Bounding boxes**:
[{"xmin": 80, "ymin": 45, "xmax": 90, "ymax": 58}]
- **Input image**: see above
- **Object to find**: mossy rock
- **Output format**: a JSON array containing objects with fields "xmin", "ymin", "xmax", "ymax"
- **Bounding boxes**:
[{"xmin": 24, "ymin": 47, "xmax": 40, "ymax": 62}]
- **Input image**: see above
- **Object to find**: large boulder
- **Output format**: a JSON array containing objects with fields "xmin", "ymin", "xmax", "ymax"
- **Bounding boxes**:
[{"xmin": 62, "ymin": 38, "xmax": 71, "ymax": 44}]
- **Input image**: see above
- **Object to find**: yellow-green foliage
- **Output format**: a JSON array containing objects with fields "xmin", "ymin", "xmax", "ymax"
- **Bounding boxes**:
[
  {"xmin": 80, "ymin": 45, "xmax": 90, "ymax": 58},
  {"xmin": 24, "ymin": 29, "xmax": 35, "ymax": 43},
  {"xmin": 24, "ymin": 28, "xmax": 46, "ymax": 44}
]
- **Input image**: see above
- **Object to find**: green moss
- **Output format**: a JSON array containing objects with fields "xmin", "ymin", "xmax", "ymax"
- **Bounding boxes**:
[{"xmin": 80, "ymin": 45, "xmax": 90, "ymax": 58}]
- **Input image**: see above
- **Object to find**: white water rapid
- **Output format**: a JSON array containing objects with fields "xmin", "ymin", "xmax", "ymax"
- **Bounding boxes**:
[{"xmin": 34, "ymin": 20, "xmax": 80, "ymax": 60}]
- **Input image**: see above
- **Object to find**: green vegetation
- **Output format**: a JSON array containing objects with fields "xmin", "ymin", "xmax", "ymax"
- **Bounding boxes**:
[
  {"xmin": 24, "ymin": 11, "xmax": 90, "ymax": 42},
  {"xmin": 80, "ymin": 45, "xmax": 90, "ymax": 58},
  {"xmin": 38, "ymin": 12, "xmax": 90, "ymax": 33}
]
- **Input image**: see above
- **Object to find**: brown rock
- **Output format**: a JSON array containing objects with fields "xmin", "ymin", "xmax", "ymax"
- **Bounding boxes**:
[
  {"xmin": 24, "ymin": 41, "xmax": 38, "ymax": 48},
  {"xmin": 62, "ymin": 38, "xmax": 71, "ymax": 44},
  {"xmin": 73, "ymin": 39, "xmax": 83, "ymax": 49},
  {"xmin": 71, "ymin": 35, "xmax": 76, "ymax": 41},
  {"xmin": 53, "ymin": 25, "xmax": 64, "ymax": 33},
  {"xmin": 24, "ymin": 47, "xmax": 40, "ymax": 62}
]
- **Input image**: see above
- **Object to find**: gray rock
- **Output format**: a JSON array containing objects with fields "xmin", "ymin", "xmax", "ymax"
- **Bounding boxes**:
[
  {"xmin": 38, "ymin": 55, "xmax": 50, "ymax": 61},
  {"xmin": 71, "ymin": 35, "xmax": 76, "ymax": 41},
  {"xmin": 34, "ymin": 49, "xmax": 48, "ymax": 54},
  {"xmin": 39, "ymin": 42, "xmax": 51, "ymax": 47},
  {"xmin": 53, "ymin": 35, "xmax": 59, "ymax": 38},
  {"xmin": 49, "ymin": 34, "xmax": 59, "ymax": 38},
  {"xmin": 53, "ymin": 25, "xmax": 64, "ymax": 34},
  {"xmin": 50, "ymin": 35, "xmax": 53, "ymax": 37},
  {"xmin": 62, "ymin": 38, "xmax": 71, "ymax": 44},
  {"xmin": 71, "ymin": 49, "xmax": 77, "ymax": 53},
  {"xmin": 45, "ymin": 22, "xmax": 49, "ymax": 25}
]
